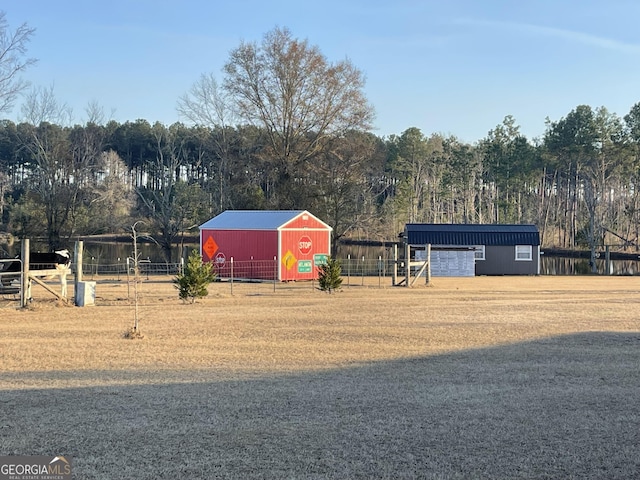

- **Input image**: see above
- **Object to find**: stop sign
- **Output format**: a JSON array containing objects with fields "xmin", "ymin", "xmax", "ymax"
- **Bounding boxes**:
[
  {"xmin": 214, "ymin": 252, "xmax": 226, "ymax": 266},
  {"xmin": 298, "ymin": 235, "xmax": 312, "ymax": 255}
]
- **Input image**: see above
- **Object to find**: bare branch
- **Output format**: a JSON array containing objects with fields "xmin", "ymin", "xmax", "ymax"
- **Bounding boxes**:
[
  {"xmin": 0, "ymin": 11, "xmax": 37, "ymax": 114},
  {"xmin": 85, "ymin": 100, "xmax": 107, "ymax": 125},
  {"xmin": 177, "ymin": 72, "xmax": 237, "ymax": 128},
  {"xmin": 20, "ymin": 84, "xmax": 72, "ymax": 126},
  {"xmin": 223, "ymin": 26, "xmax": 375, "ymax": 167}
]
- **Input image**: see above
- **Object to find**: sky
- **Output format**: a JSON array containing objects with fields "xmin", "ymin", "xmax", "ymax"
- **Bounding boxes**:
[{"xmin": 3, "ymin": 0, "xmax": 640, "ymax": 144}]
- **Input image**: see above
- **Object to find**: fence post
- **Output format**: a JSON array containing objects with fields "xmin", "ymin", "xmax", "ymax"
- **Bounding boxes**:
[
  {"xmin": 426, "ymin": 244, "xmax": 431, "ymax": 285},
  {"xmin": 126, "ymin": 258, "xmax": 130, "ymax": 298},
  {"xmin": 21, "ymin": 238, "xmax": 30, "ymax": 308},
  {"xmin": 347, "ymin": 254, "xmax": 351, "ymax": 287},
  {"xmin": 383, "ymin": 250, "xmax": 386, "ymax": 280},
  {"xmin": 393, "ymin": 244, "xmax": 398, "ymax": 286},
  {"xmin": 230, "ymin": 257, "xmax": 234, "ymax": 295},
  {"xmin": 74, "ymin": 241, "xmax": 84, "ymax": 305},
  {"xmin": 273, "ymin": 256, "xmax": 277, "ymax": 292},
  {"xmin": 405, "ymin": 242, "xmax": 410, "ymax": 288},
  {"xmin": 361, "ymin": 256, "xmax": 365, "ymax": 286},
  {"xmin": 378, "ymin": 255, "xmax": 382, "ymax": 288}
]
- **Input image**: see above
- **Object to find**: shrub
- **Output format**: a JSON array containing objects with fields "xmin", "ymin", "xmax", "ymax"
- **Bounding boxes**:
[
  {"xmin": 317, "ymin": 256, "xmax": 343, "ymax": 293},
  {"xmin": 173, "ymin": 250, "xmax": 217, "ymax": 303}
]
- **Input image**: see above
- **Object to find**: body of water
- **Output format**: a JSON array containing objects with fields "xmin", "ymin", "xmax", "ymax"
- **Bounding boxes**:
[{"xmin": 3, "ymin": 240, "xmax": 639, "ymax": 276}]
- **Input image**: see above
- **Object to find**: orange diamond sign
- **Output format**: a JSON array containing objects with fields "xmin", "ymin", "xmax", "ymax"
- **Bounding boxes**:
[{"xmin": 203, "ymin": 236, "xmax": 218, "ymax": 260}]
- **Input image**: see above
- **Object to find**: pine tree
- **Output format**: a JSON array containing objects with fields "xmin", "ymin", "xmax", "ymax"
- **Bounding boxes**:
[
  {"xmin": 317, "ymin": 256, "xmax": 343, "ymax": 293},
  {"xmin": 173, "ymin": 250, "xmax": 217, "ymax": 303}
]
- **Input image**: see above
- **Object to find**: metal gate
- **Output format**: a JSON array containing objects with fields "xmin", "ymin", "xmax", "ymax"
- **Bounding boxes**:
[{"xmin": 0, "ymin": 258, "xmax": 23, "ymax": 300}]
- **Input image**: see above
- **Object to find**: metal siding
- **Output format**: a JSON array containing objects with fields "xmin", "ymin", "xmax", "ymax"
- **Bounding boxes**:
[
  {"xmin": 201, "ymin": 210, "xmax": 331, "ymax": 281},
  {"xmin": 280, "ymin": 229, "xmax": 331, "ymax": 281},
  {"xmin": 280, "ymin": 211, "xmax": 332, "ymax": 230},
  {"xmin": 476, "ymin": 246, "xmax": 539, "ymax": 275},
  {"xmin": 406, "ymin": 224, "xmax": 540, "ymax": 246},
  {"xmin": 201, "ymin": 229, "xmax": 278, "ymax": 262},
  {"xmin": 201, "ymin": 210, "xmax": 328, "ymax": 230},
  {"xmin": 278, "ymin": 230, "xmax": 282, "ymax": 281}
]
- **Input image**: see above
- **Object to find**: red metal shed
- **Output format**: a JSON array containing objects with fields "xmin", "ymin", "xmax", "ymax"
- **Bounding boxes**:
[{"xmin": 199, "ymin": 210, "xmax": 332, "ymax": 281}]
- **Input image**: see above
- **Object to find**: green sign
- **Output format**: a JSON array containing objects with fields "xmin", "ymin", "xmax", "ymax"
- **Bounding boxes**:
[
  {"xmin": 298, "ymin": 260, "xmax": 312, "ymax": 273},
  {"xmin": 313, "ymin": 254, "xmax": 328, "ymax": 266}
]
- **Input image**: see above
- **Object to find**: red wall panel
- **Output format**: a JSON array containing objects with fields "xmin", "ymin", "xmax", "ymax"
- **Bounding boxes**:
[
  {"xmin": 201, "ymin": 229, "xmax": 278, "ymax": 262},
  {"xmin": 281, "ymin": 212, "xmax": 329, "ymax": 230},
  {"xmin": 279, "ymin": 229, "xmax": 331, "ymax": 281}
]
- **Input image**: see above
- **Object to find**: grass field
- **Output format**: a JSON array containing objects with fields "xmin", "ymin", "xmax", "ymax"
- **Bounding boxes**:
[{"xmin": 1, "ymin": 276, "xmax": 639, "ymax": 479}]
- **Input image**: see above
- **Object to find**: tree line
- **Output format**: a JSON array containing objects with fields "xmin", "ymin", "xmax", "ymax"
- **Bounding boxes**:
[
  {"xmin": 3, "ymin": 103, "xmax": 640, "ymax": 258},
  {"xmin": 2, "ymin": 20, "xmax": 640, "ymax": 261}
]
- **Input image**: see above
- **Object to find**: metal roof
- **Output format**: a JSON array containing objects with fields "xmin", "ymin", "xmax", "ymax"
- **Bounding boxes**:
[
  {"xmin": 200, "ymin": 210, "xmax": 331, "ymax": 230},
  {"xmin": 404, "ymin": 224, "xmax": 540, "ymax": 246}
]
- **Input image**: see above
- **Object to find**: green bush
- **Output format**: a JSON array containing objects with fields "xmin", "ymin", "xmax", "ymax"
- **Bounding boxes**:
[
  {"xmin": 173, "ymin": 250, "xmax": 217, "ymax": 303},
  {"xmin": 317, "ymin": 256, "xmax": 343, "ymax": 293}
]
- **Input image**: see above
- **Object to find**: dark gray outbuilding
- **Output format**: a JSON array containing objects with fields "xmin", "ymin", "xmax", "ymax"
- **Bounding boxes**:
[{"xmin": 404, "ymin": 224, "xmax": 541, "ymax": 276}]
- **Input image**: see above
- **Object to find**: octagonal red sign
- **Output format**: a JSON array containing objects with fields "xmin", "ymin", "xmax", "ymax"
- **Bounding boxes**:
[
  {"xmin": 298, "ymin": 235, "xmax": 312, "ymax": 255},
  {"xmin": 214, "ymin": 252, "xmax": 226, "ymax": 266}
]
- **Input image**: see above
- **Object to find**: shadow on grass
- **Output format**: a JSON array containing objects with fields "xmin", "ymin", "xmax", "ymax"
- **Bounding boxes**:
[{"xmin": 1, "ymin": 332, "xmax": 639, "ymax": 479}]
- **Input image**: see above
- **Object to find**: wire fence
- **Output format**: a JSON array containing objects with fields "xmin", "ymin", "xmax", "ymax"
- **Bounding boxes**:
[
  {"xmin": 9, "ymin": 253, "xmax": 639, "ymax": 303},
  {"xmin": 78, "ymin": 256, "xmax": 401, "ymax": 286},
  {"xmin": 0, "ymin": 256, "xmax": 399, "ymax": 305},
  {"xmin": 47, "ymin": 257, "xmax": 398, "ymax": 300},
  {"xmin": 81, "ymin": 259, "xmax": 184, "ymax": 280},
  {"xmin": 77, "ymin": 252, "xmax": 640, "ymax": 282}
]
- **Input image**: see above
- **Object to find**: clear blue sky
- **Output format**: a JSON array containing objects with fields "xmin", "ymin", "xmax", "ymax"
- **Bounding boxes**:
[{"xmin": 4, "ymin": 0, "xmax": 640, "ymax": 143}]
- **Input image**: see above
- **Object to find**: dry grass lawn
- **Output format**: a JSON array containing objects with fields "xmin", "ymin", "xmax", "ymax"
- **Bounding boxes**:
[{"xmin": 1, "ymin": 276, "xmax": 639, "ymax": 479}]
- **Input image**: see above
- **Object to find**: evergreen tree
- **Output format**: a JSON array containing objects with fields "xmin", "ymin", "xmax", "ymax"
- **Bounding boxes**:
[
  {"xmin": 173, "ymin": 250, "xmax": 217, "ymax": 303},
  {"xmin": 317, "ymin": 256, "xmax": 343, "ymax": 293}
]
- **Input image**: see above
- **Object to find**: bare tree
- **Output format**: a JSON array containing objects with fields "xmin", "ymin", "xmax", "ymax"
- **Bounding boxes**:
[
  {"xmin": 137, "ymin": 123, "xmax": 208, "ymax": 262},
  {"xmin": 18, "ymin": 86, "xmax": 76, "ymax": 249},
  {"xmin": 177, "ymin": 73, "xmax": 237, "ymax": 212},
  {"xmin": 124, "ymin": 221, "xmax": 145, "ymax": 339},
  {"xmin": 81, "ymin": 150, "xmax": 135, "ymax": 234},
  {"xmin": 0, "ymin": 11, "xmax": 36, "ymax": 114},
  {"xmin": 177, "ymin": 72, "xmax": 235, "ymax": 128},
  {"xmin": 223, "ymin": 26, "xmax": 374, "ymax": 207},
  {"xmin": 314, "ymin": 131, "xmax": 384, "ymax": 253},
  {"xmin": 20, "ymin": 84, "xmax": 72, "ymax": 125},
  {"xmin": 84, "ymin": 99, "xmax": 115, "ymax": 126},
  {"xmin": 0, "ymin": 170, "xmax": 9, "ymax": 220}
]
